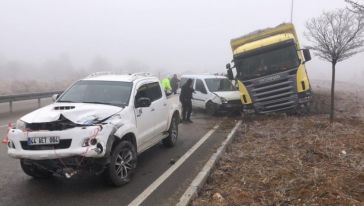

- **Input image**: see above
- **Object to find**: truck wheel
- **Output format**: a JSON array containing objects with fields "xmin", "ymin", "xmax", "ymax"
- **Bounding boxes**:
[
  {"xmin": 20, "ymin": 159, "xmax": 53, "ymax": 179},
  {"xmin": 105, "ymin": 141, "xmax": 137, "ymax": 187},
  {"xmin": 206, "ymin": 101, "xmax": 218, "ymax": 116},
  {"xmin": 163, "ymin": 115, "xmax": 179, "ymax": 147}
]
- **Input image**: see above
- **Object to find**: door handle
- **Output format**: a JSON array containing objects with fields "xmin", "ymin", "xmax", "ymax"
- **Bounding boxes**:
[
  {"xmin": 151, "ymin": 108, "xmax": 155, "ymax": 112},
  {"xmin": 163, "ymin": 103, "xmax": 167, "ymax": 106},
  {"xmin": 136, "ymin": 108, "xmax": 143, "ymax": 117}
]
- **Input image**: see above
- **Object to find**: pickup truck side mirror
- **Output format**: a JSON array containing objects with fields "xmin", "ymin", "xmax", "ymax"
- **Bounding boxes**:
[
  {"xmin": 52, "ymin": 94, "xmax": 60, "ymax": 102},
  {"xmin": 302, "ymin": 49, "xmax": 311, "ymax": 63},
  {"xmin": 226, "ymin": 63, "xmax": 234, "ymax": 80},
  {"xmin": 136, "ymin": 97, "xmax": 151, "ymax": 108}
]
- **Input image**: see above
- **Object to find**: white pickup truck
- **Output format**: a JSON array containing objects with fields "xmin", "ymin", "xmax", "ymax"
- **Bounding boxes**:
[{"xmin": 6, "ymin": 72, "xmax": 181, "ymax": 186}]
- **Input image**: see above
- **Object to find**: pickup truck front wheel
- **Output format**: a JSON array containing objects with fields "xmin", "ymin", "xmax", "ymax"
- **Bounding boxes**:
[
  {"xmin": 162, "ymin": 115, "xmax": 179, "ymax": 147},
  {"xmin": 105, "ymin": 141, "xmax": 137, "ymax": 187}
]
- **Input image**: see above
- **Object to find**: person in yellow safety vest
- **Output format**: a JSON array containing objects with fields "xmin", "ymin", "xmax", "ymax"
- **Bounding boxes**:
[{"xmin": 161, "ymin": 77, "xmax": 172, "ymax": 95}]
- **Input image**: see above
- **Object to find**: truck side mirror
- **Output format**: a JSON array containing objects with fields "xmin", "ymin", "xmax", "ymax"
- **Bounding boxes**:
[
  {"xmin": 52, "ymin": 94, "xmax": 60, "ymax": 102},
  {"xmin": 226, "ymin": 63, "xmax": 234, "ymax": 80},
  {"xmin": 136, "ymin": 97, "xmax": 151, "ymax": 108},
  {"xmin": 302, "ymin": 49, "xmax": 311, "ymax": 63}
]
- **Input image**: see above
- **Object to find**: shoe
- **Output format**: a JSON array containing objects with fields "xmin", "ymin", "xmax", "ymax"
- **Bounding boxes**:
[{"xmin": 186, "ymin": 119, "xmax": 193, "ymax": 123}]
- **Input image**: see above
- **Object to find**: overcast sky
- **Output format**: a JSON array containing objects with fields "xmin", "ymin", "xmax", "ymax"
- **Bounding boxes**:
[{"xmin": 0, "ymin": 0, "xmax": 363, "ymax": 82}]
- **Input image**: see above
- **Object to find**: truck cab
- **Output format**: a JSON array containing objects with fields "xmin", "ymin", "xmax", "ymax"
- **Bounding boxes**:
[{"xmin": 228, "ymin": 23, "xmax": 312, "ymax": 114}]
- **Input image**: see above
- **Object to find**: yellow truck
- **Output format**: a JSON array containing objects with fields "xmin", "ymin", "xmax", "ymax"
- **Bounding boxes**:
[{"xmin": 226, "ymin": 23, "xmax": 312, "ymax": 114}]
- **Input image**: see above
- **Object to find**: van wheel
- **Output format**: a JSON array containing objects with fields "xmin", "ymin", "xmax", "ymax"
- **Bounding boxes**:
[
  {"xmin": 20, "ymin": 159, "xmax": 53, "ymax": 179},
  {"xmin": 104, "ymin": 141, "xmax": 137, "ymax": 187},
  {"xmin": 206, "ymin": 101, "xmax": 218, "ymax": 115},
  {"xmin": 163, "ymin": 115, "xmax": 179, "ymax": 147}
]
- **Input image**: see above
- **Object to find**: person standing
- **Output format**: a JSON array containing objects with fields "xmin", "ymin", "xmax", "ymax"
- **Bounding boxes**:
[
  {"xmin": 179, "ymin": 79, "xmax": 194, "ymax": 123},
  {"xmin": 161, "ymin": 77, "xmax": 172, "ymax": 95},
  {"xmin": 170, "ymin": 74, "xmax": 179, "ymax": 95}
]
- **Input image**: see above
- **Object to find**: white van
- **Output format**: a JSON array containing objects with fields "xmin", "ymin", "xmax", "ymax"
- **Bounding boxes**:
[{"xmin": 180, "ymin": 74, "xmax": 242, "ymax": 115}]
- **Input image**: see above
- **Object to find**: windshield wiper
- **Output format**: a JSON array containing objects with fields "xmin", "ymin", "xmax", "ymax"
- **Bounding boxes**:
[
  {"xmin": 82, "ymin": 101, "xmax": 119, "ymax": 106},
  {"xmin": 57, "ymin": 100, "xmax": 75, "ymax": 103}
]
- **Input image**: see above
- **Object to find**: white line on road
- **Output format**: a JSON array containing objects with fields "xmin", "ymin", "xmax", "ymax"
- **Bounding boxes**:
[
  {"xmin": 128, "ymin": 123, "xmax": 221, "ymax": 206},
  {"xmin": 0, "ymin": 124, "xmax": 8, "ymax": 128}
]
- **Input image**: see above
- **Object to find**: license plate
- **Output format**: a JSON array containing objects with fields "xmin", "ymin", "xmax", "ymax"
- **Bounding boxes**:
[{"xmin": 27, "ymin": 136, "xmax": 60, "ymax": 145}]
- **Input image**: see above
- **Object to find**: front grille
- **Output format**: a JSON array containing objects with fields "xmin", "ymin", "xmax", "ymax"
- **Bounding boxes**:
[
  {"xmin": 26, "ymin": 115, "xmax": 78, "ymax": 131},
  {"xmin": 20, "ymin": 139, "xmax": 72, "ymax": 150},
  {"xmin": 247, "ymin": 70, "xmax": 298, "ymax": 113},
  {"xmin": 227, "ymin": 100, "xmax": 242, "ymax": 105}
]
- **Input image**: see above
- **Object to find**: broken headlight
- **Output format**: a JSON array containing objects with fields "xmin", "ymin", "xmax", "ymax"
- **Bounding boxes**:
[
  {"xmin": 16, "ymin": 120, "xmax": 27, "ymax": 131},
  {"xmin": 220, "ymin": 97, "xmax": 228, "ymax": 104}
]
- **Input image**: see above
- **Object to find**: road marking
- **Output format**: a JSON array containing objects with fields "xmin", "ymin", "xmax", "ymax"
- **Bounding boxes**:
[
  {"xmin": 0, "ymin": 124, "xmax": 9, "ymax": 128},
  {"xmin": 128, "ymin": 123, "xmax": 221, "ymax": 206},
  {"xmin": 177, "ymin": 120, "xmax": 242, "ymax": 206}
]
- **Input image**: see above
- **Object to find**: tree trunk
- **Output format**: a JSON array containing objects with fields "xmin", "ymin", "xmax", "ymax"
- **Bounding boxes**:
[{"xmin": 330, "ymin": 62, "xmax": 336, "ymax": 123}]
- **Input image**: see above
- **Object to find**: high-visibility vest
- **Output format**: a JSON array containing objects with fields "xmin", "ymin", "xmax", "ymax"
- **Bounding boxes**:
[{"xmin": 161, "ymin": 78, "xmax": 172, "ymax": 91}]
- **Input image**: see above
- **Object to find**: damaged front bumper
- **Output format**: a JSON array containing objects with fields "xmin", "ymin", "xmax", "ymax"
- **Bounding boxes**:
[{"xmin": 7, "ymin": 125, "xmax": 113, "ymax": 160}]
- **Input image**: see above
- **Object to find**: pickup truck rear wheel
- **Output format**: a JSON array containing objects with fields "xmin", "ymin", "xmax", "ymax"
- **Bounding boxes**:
[
  {"xmin": 105, "ymin": 141, "xmax": 137, "ymax": 187},
  {"xmin": 20, "ymin": 159, "xmax": 53, "ymax": 179},
  {"xmin": 162, "ymin": 115, "xmax": 179, "ymax": 147}
]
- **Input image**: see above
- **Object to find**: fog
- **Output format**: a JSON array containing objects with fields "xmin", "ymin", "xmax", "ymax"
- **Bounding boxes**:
[{"xmin": 0, "ymin": 0, "xmax": 363, "ymax": 85}]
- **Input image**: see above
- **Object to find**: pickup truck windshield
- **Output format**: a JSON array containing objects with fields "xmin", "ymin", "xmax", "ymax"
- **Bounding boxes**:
[
  {"xmin": 58, "ymin": 80, "xmax": 133, "ymax": 107},
  {"xmin": 205, "ymin": 78, "xmax": 236, "ymax": 92},
  {"xmin": 235, "ymin": 43, "xmax": 300, "ymax": 81}
]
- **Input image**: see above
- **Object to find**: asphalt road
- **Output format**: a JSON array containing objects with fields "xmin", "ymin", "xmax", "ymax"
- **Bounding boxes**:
[{"xmin": 0, "ymin": 100, "xmax": 240, "ymax": 206}]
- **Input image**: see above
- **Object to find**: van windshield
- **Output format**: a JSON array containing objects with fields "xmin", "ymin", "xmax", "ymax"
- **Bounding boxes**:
[
  {"xmin": 58, "ymin": 80, "xmax": 133, "ymax": 107},
  {"xmin": 205, "ymin": 78, "xmax": 236, "ymax": 92}
]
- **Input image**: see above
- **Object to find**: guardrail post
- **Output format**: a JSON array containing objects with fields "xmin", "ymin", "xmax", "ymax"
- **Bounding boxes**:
[
  {"xmin": 38, "ymin": 98, "xmax": 41, "ymax": 108},
  {"xmin": 9, "ymin": 100, "xmax": 13, "ymax": 113}
]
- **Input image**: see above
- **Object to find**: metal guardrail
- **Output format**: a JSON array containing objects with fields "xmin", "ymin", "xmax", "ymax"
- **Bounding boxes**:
[{"xmin": 0, "ymin": 91, "xmax": 63, "ymax": 112}]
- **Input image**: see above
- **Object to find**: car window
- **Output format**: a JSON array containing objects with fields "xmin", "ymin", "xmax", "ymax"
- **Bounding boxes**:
[
  {"xmin": 135, "ymin": 82, "xmax": 162, "ymax": 103},
  {"xmin": 180, "ymin": 78, "xmax": 195, "ymax": 88},
  {"xmin": 195, "ymin": 79, "xmax": 207, "ymax": 93}
]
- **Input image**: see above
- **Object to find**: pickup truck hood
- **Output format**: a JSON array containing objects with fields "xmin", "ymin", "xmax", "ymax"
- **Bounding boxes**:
[
  {"xmin": 21, "ymin": 103, "xmax": 123, "ymax": 124},
  {"xmin": 214, "ymin": 91, "xmax": 241, "ymax": 101}
]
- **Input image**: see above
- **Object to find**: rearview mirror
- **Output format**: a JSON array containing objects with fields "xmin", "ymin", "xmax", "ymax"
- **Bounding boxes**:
[
  {"xmin": 52, "ymin": 94, "xmax": 60, "ymax": 102},
  {"xmin": 302, "ymin": 49, "xmax": 311, "ymax": 63},
  {"xmin": 136, "ymin": 97, "xmax": 151, "ymax": 108},
  {"xmin": 226, "ymin": 63, "xmax": 234, "ymax": 80}
]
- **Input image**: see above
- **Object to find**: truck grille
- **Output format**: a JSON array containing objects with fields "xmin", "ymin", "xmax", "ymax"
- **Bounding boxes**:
[
  {"xmin": 246, "ymin": 70, "xmax": 298, "ymax": 113},
  {"xmin": 20, "ymin": 139, "xmax": 72, "ymax": 150}
]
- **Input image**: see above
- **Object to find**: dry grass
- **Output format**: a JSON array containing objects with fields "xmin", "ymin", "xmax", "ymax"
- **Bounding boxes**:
[{"xmin": 192, "ymin": 85, "xmax": 364, "ymax": 206}]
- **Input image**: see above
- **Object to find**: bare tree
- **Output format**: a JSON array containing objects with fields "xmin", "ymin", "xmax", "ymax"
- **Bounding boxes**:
[
  {"xmin": 305, "ymin": 9, "xmax": 364, "ymax": 123},
  {"xmin": 346, "ymin": 0, "xmax": 364, "ymax": 13}
]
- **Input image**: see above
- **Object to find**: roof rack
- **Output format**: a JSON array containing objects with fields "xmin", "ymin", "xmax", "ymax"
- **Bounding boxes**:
[
  {"xmin": 130, "ymin": 72, "xmax": 152, "ymax": 77},
  {"xmin": 86, "ymin": 71, "xmax": 118, "ymax": 78}
]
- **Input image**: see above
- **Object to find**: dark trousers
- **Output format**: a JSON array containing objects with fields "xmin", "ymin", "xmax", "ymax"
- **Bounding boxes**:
[{"xmin": 182, "ymin": 100, "xmax": 192, "ymax": 120}]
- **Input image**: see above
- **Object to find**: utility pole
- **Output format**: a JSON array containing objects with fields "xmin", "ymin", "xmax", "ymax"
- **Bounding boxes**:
[{"xmin": 290, "ymin": 0, "xmax": 294, "ymax": 23}]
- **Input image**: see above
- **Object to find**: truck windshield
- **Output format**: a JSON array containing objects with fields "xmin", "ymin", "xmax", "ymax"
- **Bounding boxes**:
[
  {"xmin": 235, "ymin": 43, "xmax": 300, "ymax": 80},
  {"xmin": 205, "ymin": 78, "xmax": 236, "ymax": 92},
  {"xmin": 58, "ymin": 80, "xmax": 133, "ymax": 107}
]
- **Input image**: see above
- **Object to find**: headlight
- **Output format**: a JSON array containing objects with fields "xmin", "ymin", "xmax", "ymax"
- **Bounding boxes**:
[
  {"xmin": 220, "ymin": 97, "xmax": 228, "ymax": 103},
  {"xmin": 16, "ymin": 120, "xmax": 27, "ymax": 130}
]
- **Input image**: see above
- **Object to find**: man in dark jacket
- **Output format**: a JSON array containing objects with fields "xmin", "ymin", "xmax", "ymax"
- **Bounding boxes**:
[
  {"xmin": 170, "ymin": 74, "xmax": 179, "ymax": 94},
  {"xmin": 179, "ymin": 79, "xmax": 194, "ymax": 123}
]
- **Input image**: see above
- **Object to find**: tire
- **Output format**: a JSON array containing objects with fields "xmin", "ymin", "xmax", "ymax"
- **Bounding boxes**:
[
  {"xmin": 163, "ymin": 114, "xmax": 179, "ymax": 147},
  {"xmin": 20, "ymin": 159, "xmax": 53, "ymax": 179},
  {"xmin": 206, "ymin": 101, "xmax": 218, "ymax": 116},
  {"xmin": 104, "ymin": 141, "xmax": 137, "ymax": 187}
]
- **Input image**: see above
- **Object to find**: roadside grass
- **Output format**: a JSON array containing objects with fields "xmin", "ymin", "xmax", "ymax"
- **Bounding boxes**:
[{"xmin": 191, "ymin": 88, "xmax": 364, "ymax": 206}]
